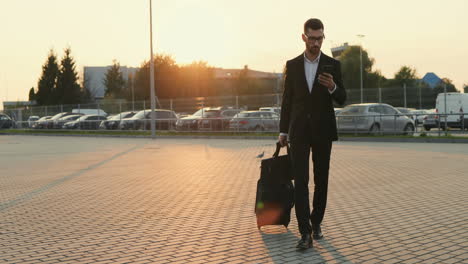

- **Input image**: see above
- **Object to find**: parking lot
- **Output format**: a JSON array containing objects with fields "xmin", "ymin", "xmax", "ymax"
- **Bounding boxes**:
[{"xmin": 1, "ymin": 135, "xmax": 467, "ymax": 263}]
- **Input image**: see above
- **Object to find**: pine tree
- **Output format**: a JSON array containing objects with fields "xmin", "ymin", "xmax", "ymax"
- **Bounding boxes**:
[
  {"xmin": 104, "ymin": 60, "xmax": 126, "ymax": 99},
  {"xmin": 36, "ymin": 50, "xmax": 59, "ymax": 105},
  {"xmin": 28, "ymin": 87, "xmax": 36, "ymax": 102},
  {"xmin": 80, "ymin": 74, "xmax": 93, "ymax": 103},
  {"xmin": 57, "ymin": 48, "xmax": 81, "ymax": 104}
]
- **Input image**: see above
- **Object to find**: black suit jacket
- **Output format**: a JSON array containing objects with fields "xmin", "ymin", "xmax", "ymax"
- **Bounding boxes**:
[{"xmin": 279, "ymin": 52, "xmax": 346, "ymax": 142}]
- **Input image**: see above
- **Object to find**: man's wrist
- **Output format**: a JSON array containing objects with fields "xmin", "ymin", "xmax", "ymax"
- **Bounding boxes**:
[{"xmin": 329, "ymin": 84, "xmax": 337, "ymax": 94}]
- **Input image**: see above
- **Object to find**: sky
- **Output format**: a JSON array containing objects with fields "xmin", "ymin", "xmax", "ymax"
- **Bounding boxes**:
[{"xmin": 1, "ymin": 0, "xmax": 467, "ymax": 110}]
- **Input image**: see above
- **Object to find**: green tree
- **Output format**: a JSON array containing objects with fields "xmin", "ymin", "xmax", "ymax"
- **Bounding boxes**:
[
  {"xmin": 464, "ymin": 84, "xmax": 468, "ymax": 93},
  {"xmin": 104, "ymin": 60, "xmax": 126, "ymax": 99},
  {"xmin": 133, "ymin": 54, "xmax": 178, "ymax": 100},
  {"xmin": 124, "ymin": 72, "xmax": 135, "ymax": 102},
  {"xmin": 36, "ymin": 49, "xmax": 59, "ymax": 105},
  {"xmin": 386, "ymin": 66, "xmax": 419, "ymax": 87},
  {"xmin": 339, "ymin": 46, "xmax": 383, "ymax": 90},
  {"xmin": 433, "ymin": 78, "xmax": 458, "ymax": 94},
  {"xmin": 80, "ymin": 73, "xmax": 93, "ymax": 103},
  {"xmin": 56, "ymin": 48, "xmax": 82, "ymax": 104},
  {"xmin": 236, "ymin": 65, "xmax": 249, "ymax": 95},
  {"xmin": 28, "ymin": 87, "xmax": 36, "ymax": 102},
  {"xmin": 178, "ymin": 61, "xmax": 216, "ymax": 97}
]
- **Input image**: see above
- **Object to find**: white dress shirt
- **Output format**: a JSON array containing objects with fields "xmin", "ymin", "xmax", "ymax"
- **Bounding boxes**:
[
  {"xmin": 279, "ymin": 51, "xmax": 337, "ymax": 137},
  {"xmin": 304, "ymin": 51, "xmax": 321, "ymax": 93}
]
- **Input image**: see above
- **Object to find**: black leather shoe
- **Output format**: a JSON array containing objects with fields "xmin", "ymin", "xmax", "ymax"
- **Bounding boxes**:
[
  {"xmin": 312, "ymin": 225, "xmax": 323, "ymax": 240},
  {"xmin": 296, "ymin": 233, "xmax": 313, "ymax": 249}
]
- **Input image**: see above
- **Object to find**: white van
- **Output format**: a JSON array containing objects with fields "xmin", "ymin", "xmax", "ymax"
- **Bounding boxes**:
[
  {"xmin": 72, "ymin": 109, "xmax": 108, "ymax": 116},
  {"xmin": 435, "ymin": 93, "xmax": 468, "ymax": 128}
]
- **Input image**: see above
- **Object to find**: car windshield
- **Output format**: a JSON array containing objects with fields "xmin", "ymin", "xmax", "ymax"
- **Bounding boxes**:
[
  {"xmin": 204, "ymin": 111, "xmax": 220, "ymax": 117},
  {"xmin": 340, "ymin": 106, "xmax": 367, "ymax": 114},
  {"xmin": 133, "ymin": 110, "xmax": 147, "ymax": 119},
  {"xmin": 123, "ymin": 112, "xmax": 136, "ymax": 118},
  {"xmin": 51, "ymin": 113, "xmax": 66, "ymax": 120},
  {"xmin": 398, "ymin": 108, "xmax": 410, "ymax": 113},
  {"xmin": 235, "ymin": 112, "xmax": 251, "ymax": 118},
  {"xmin": 192, "ymin": 109, "xmax": 206, "ymax": 117},
  {"xmin": 65, "ymin": 115, "xmax": 80, "ymax": 120},
  {"xmin": 111, "ymin": 113, "xmax": 134, "ymax": 120},
  {"xmin": 77, "ymin": 116, "xmax": 92, "ymax": 121}
]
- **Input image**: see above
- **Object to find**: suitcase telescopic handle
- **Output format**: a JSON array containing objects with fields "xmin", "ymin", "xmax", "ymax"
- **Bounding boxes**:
[{"xmin": 273, "ymin": 141, "xmax": 290, "ymax": 158}]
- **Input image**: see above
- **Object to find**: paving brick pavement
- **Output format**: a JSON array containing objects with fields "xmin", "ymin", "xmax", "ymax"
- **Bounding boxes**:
[{"xmin": 0, "ymin": 135, "xmax": 467, "ymax": 264}]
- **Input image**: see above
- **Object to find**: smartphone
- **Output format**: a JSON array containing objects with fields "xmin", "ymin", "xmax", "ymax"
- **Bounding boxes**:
[{"xmin": 321, "ymin": 64, "xmax": 334, "ymax": 74}]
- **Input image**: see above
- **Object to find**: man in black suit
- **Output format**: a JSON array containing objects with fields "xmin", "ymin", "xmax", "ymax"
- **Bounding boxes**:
[{"xmin": 278, "ymin": 18, "xmax": 346, "ymax": 249}]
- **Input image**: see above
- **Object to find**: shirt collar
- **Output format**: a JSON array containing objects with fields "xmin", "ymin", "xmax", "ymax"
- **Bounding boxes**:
[{"xmin": 304, "ymin": 51, "xmax": 321, "ymax": 64}]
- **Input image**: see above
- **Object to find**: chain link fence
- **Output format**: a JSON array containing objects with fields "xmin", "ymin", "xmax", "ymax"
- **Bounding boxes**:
[{"xmin": 2, "ymin": 87, "xmax": 466, "ymax": 135}]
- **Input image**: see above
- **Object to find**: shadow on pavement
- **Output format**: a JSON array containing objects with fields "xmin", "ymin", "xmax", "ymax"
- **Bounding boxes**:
[{"xmin": 259, "ymin": 225, "xmax": 351, "ymax": 263}]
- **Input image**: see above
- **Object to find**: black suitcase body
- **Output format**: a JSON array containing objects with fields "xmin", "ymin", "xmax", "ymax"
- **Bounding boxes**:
[{"xmin": 255, "ymin": 142, "xmax": 294, "ymax": 229}]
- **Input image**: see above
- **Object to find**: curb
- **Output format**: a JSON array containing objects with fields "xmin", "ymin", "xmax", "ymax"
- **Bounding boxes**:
[
  {"xmin": 338, "ymin": 136, "xmax": 468, "ymax": 144},
  {"xmin": 2, "ymin": 132, "xmax": 468, "ymax": 143},
  {"xmin": 0, "ymin": 133, "xmax": 276, "ymax": 140}
]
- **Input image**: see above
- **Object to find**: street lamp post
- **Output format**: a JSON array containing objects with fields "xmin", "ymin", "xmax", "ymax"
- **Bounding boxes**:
[
  {"xmin": 149, "ymin": 0, "xmax": 156, "ymax": 138},
  {"xmin": 129, "ymin": 72, "xmax": 135, "ymax": 112},
  {"xmin": 357, "ymin": 34, "xmax": 365, "ymax": 103}
]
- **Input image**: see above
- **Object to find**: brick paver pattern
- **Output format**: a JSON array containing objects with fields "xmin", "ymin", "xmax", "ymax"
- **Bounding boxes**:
[{"xmin": 0, "ymin": 135, "xmax": 467, "ymax": 264}]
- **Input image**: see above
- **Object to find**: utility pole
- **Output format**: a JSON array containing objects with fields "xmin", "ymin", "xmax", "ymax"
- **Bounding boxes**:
[
  {"xmin": 149, "ymin": 0, "xmax": 156, "ymax": 138},
  {"xmin": 357, "ymin": 34, "xmax": 365, "ymax": 103}
]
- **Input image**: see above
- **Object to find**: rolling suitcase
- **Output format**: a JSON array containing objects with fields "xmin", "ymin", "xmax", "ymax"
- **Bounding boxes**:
[{"xmin": 255, "ymin": 142, "xmax": 294, "ymax": 229}]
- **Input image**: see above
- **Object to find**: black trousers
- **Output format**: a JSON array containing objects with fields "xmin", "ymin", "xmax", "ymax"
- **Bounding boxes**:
[{"xmin": 290, "ymin": 123, "xmax": 333, "ymax": 235}]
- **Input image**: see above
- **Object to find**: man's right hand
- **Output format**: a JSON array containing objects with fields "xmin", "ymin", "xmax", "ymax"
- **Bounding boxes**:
[{"xmin": 278, "ymin": 135, "xmax": 288, "ymax": 147}]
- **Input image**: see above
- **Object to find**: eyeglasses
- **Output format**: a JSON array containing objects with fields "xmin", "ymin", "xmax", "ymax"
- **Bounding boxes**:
[{"xmin": 304, "ymin": 34, "xmax": 325, "ymax": 43}]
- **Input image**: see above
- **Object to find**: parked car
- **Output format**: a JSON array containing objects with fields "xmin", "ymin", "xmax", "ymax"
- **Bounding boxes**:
[
  {"xmin": 176, "ymin": 106, "xmax": 242, "ymax": 131},
  {"xmin": 27, "ymin": 116, "xmax": 40, "ymax": 128},
  {"xmin": 36, "ymin": 112, "xmax": 77, "ymax": 129},
  {"xmin": 229, "ymin": 111, "xmax": 279, "ymax": 132},
  {"xmin": 99, "ymin": 111, "xmax": 137, "ymax": 130},
  {"xmin": 410, "ymin": 109, "xmax": 430, "ymax": 126},
  {"xmin": 31, "ymin": 116, "xmax": 52, "ymax": 129},
  {"xmin": 72, "ymin": 108, "xmax": 108, "ymax": 116},
  {"xmin": 176, "ymin": 112, "xmax": 191, "ymax": 119},
  {"xmin": 336, "ymin": 103, "xmax": 415, "ymax": 135},
  {"xmin": 119, "ymin": 109, "xmax": 178, "ymax": 130},
  {"xmin": 334, "ymin": 108, "xmax": 343, "ymax": 115},
  {"xmin": 197, "ymin": 108, "xmax": 242, "ymax": 131},
  {"xmin": 395, "ymin": 107, "xmax": 416, "ymax": 119},
  {"xmin": 0, "ymin": 114, "xmax": 15, "ymax": 129},
  {"xmin": 55, "ymin": 115, "xmax": 82, "ymax": 129},
  {"xmin": 422, "ymin": 109, "xmax": 439, "ymax": 131},
  {"xmin": 63, "ymin": 115, "xmax": 108, "ymax": 130},
  {"xmin": 52, "ymin": 113, "xmax": 85, "ymax": 129},
  {"xmin": 259, "ymin": 107, "xmax": 281, "ymax": 114},
  {"xmin": 176, "ymin": 107, "xmax": 212, "ymax": 131}
]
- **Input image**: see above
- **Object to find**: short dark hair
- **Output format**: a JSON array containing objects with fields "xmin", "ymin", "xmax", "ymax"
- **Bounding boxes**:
[{"xmin": 304, "ymin": 18, "xmax": 324, "ymax": 32}]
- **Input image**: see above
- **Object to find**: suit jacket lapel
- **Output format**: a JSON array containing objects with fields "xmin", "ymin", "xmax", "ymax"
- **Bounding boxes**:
[
  {"xmin": 313, "ymin": 52, "xmax": 327, "ymax": 88},
  {"xmin": 296, "ymin": 54, "xmax": 310, "ymax": 94}
]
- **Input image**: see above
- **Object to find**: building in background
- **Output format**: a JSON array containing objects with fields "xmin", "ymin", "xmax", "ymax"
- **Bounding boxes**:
[
  {"xmin": 2, "ymin": 101, "xmax": 34, "ymax": 111},
  {"xmin": 82, "ymin": 64, "xmax": 283, "ymax": 101},
  {"xmin": 214, "ymin": 66, "xmax": 282, "ymax": 95},
  {"xmin": 331, "ymin": 43, "xmax": 351, "ymax": 59},
  {"xmin": 421, "ymin": 72, "xmax": 442, "ymax": 88},
  {"xmin": 83, "ymin": 66, "xmax": 138, "ymax": 99}
]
